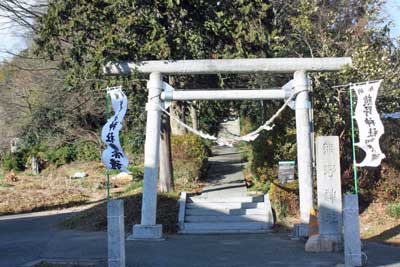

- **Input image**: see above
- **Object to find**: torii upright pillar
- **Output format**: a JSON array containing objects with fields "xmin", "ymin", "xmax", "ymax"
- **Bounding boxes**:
[
  {"xmin": 294, "ymin": 70, "xmax": 314, "ymax": 237},
  {"xmin": 129, "ymin": 72, "xmax": 164, "ymax": 240}
]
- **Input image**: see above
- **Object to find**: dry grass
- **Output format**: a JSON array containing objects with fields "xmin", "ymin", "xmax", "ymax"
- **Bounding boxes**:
[
  {"xmin": 61, "ymin": 192, "xmax": 180, "ymax": 234},
  {"xmin": 270, "ymin": 201, "xmax": 400, "ymax": 245},
  {"xmin": 0, "ymin": 162, "xmax": 108, "ymax": 215},
  {"xmin": 0, "ymin": 155, "xmax": 207, "ymax": 236},
  {"xmin": 360, "ymin": 201, "xmax": 400, "ymax": 245},
  {"xmin": 60, "ymin": 167, "xmax": 206, "ymax": 234}
]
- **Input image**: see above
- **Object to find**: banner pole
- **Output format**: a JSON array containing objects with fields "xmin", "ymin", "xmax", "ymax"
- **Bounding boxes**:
[
  {"xmin": 105, "ymin": 93, "xmax": 111, "ymax": 201},
  {"xmin": 349, "ymin": 85, "xmax": 358, "ymax": 195}
]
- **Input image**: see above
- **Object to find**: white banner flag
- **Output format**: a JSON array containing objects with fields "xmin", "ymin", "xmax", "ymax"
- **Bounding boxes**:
[
  {"xmin": 352, "ymin": 80, "xmax": 385, "ymax": 167},
  {"xmin": 101, "ymin": 87, "xmax": 129, "ymax": 172}
]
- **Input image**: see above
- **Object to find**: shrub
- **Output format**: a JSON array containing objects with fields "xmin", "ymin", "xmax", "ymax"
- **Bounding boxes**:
[
  {"xmin": 75, "ymin": 142, "xmax": 100, "ymax": 161},
  {"xmin": 44, "ymin": 145, "xmax": 77, "ymax": 167},
  {"xmin": 387, "ymin": 202, "xmax": 400, "ymax": 219},
  {"xmin": 248, "ymin": 166, "xmax": 276, "ymax": 193},
  {"xmin": 2, "ymin": 151, "xmax": 27, "ymax": 171},
  {"xmin": 171, "ymin": 134, "xmax": 209, "ymax": 182},
  {"xmin": 269, "ymin": 180, "xmax": 299, "ymax": 219},
  {"xmin": 171, "ymin": 134, "xmax": 208, "ymax": 161},
  {"xmin": 172, "ymin": 160, "xmax": 202, "ymax": 184}
]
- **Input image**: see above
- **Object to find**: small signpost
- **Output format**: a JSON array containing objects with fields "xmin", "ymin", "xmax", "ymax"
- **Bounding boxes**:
[
  {"xmin": 278, "ymin": 161, "xmax": 295, "ymax": 184},
  {"xmin": 107, "ymin": 200, "xmax": 126, "ymax": 267},
  {"xmin": 343, "ymin": 195, "xmax": 362, "ymax": 266}
]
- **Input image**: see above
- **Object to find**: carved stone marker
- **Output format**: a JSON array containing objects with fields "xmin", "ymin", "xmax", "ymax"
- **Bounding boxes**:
[
  {"xmin": 343, "ymin": 194, "xmax": 362, "ymax": 267},
  {"xmin": 315, "ymin": 136, "xmax": 342, "ymax": 250},
  {"xmin": 108, "ymin": 200, "xmax": 126, "ymax": 267}
]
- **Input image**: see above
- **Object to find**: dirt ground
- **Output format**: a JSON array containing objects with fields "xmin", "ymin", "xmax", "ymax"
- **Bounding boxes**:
[{"xmin": 0, "ymin": 160, "xmax": 205, "ymax": 216}]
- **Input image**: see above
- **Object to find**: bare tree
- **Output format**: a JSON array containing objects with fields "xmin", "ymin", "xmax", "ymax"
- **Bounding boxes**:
[
  {"xmin": 0, "ymin": 0, "xmax": 47, "ymax": 31},
  {"xmin": 0, "ymin": 0, "xmax": 48, "ymax": 62}
]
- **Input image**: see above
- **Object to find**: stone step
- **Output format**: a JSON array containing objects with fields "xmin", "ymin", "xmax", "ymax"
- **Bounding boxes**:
[
  {"xmin": 179, "ymin": 228, "xmax": 270, "ymax": 234},
  {"xmin": 181, "ymin": 222, "xmax": 272, "ymax": 233},
  {"xmin": 186, "ymin": 202, "xmax": 264, "ymax": 210},
  {"xmin": 185, "ymin": 214, "xmax": 268, "ymax": 223},
  {"xmin": 188, "ymin": 196, "xmax": 264, "ymax": 203},
  {"xmin": 186, "ymin": 208, "xmax": 266, "ymax": 216}
]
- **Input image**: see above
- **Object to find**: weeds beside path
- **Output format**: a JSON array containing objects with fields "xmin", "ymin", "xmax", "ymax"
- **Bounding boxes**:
[{"xmin": 0, "ymin": 162, "xmax": 108, "ymax": 215}]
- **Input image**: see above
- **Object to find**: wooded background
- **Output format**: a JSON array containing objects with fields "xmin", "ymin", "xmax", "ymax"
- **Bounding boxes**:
[{"xmin": 0, "ymin": 0, "xmax": 399, "ymax": 204}]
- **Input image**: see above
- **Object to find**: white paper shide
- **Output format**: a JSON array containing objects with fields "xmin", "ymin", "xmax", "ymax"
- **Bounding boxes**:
[
  {"xmin": 101, "ymin": 87, "xmax": 129, "ymax": 172},
  {"xmin": 352, "ymin": 80, "xmax": 385, "ymax": 167}
]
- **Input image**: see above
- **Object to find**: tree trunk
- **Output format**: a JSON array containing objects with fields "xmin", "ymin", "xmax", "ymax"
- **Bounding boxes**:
[
  {"xmin": 170, "ymin": 102, "xmax": 187, "ymax": 135},
  {"xmin": 261, "ymin": 100, "xmax": 266, "ymax": 124},
  {"xmin": 169, "ymin": 75, "xmax": 187, "ymax": 135},
  {"xmin": 159, "ymin": 111, "xmax": 174, "ymax": 192},
  {"xmin": 190, "ymin": 101, "xmax": 199, "ymax": 130}
]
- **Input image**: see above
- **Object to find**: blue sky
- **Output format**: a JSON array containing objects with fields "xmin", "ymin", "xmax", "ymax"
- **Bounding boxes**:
[
  {"xmin": 0, "ymin": 1, "xmax": 399, "ymax": 62},
  {"xmin": 383, "ymin": 0, "xmax": 400, "ymax": 38},
  {"xmin": 0, "ymin": 9, "xmax": 30, "ymax": 62}
]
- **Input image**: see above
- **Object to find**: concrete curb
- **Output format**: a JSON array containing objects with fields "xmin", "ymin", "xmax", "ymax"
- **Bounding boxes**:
[{"xmin": 20, "ymin": 258, "xmax": 104, "ymax": 267}]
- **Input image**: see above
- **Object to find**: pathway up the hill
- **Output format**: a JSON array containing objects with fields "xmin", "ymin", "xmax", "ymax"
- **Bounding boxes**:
[
  {"xmin": 197, "ymin": 117, "xmax": 247, "ymax": 199},
  {"xmin": 200, "ymin": 145, "xmax": 247, "ymax": 198}
]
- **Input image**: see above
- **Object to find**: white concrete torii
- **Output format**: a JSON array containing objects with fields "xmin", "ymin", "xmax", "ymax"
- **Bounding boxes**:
[{"xmin": 104, "ymin": 57, "xmax": 352, "ymax": 240}]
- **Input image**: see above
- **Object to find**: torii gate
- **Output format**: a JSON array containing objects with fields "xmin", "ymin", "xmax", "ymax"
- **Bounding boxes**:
[{"xmin": 104, "ymin": 57, "xmax": 352, "ymax": 240}]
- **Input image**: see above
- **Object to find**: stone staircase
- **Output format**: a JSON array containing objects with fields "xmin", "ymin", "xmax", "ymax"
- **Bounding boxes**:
[
  {"xmin": 178, "ymin": 120, "xmax": 275, "ymax": 234},
  {"xmin": 178, "ymin": 193, "xmax": 274, "ymax": 234}
]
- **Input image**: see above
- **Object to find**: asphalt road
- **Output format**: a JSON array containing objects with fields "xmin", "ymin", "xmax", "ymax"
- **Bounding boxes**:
[{"xmin": 1, "ymin": 209, "xmax": 400, "ymax": 267}]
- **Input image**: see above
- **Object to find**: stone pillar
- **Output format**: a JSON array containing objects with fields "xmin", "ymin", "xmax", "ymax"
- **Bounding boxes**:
[
  {"xmin": 31, "ymin": 155, "xmax": 39, "ymax": 175},
  {"xmin": 178, "ymin": 192, "xmax": 187, "ymax": 230},
  {"xmin": 343, "ymin": 194, "xmax": 362, "ymax": 266},
  {"xmin": 294, "ymin": 70, "xmax": 313, "ymax": 236},
  {"xmin": 130, "ymin": 72, "xmax": 163, "ymax": 240},
  {"xmin": 264, "ymin": 193, "xmax": 274, "ymax": 226},
  {"xmin": 107, "ymin": 200, "xmax": 125, "ymax": 267},
  {"xmin": 315, "ymin": 136, "xmax": 342, "ymax": 251},
  {"xmin": 316, "ymin": 136, "xmax": 342, "ymax": 235}
]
